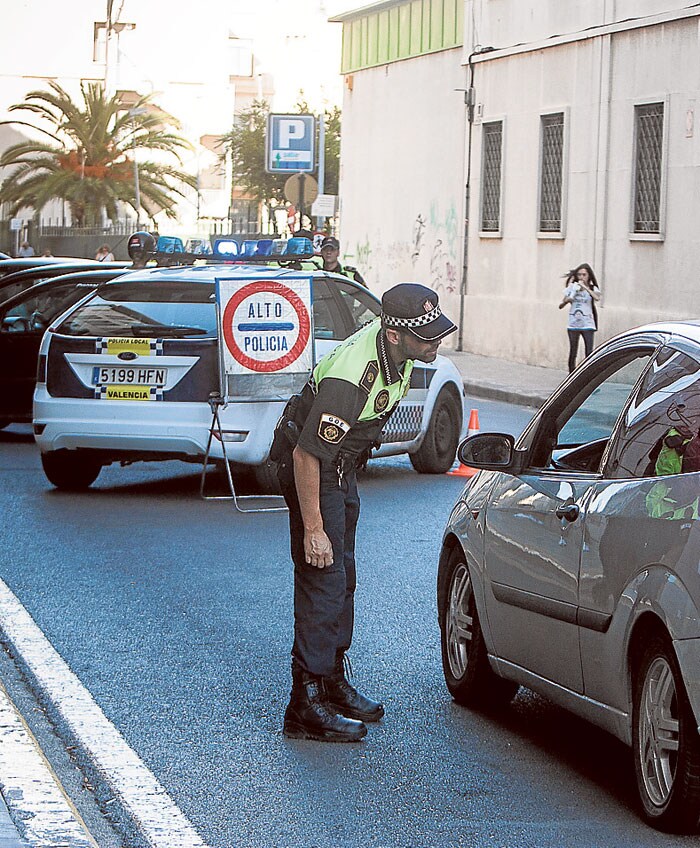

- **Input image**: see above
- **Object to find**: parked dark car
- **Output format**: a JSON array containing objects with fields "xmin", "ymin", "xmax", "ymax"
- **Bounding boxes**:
[
  {"xmin": 0, "ymin": 267, "xmax": 129, "ymax": 426},
  {"xmin": 439, "ymin": 320, "xmax": 700, "ymax": 831},
  {"xmin": 0, "ymin": 257, "xmax": 86, "ymax": 280},
  {"xmin": 0, "ymin": 261, "xmax": 127, "ymax": 306}
]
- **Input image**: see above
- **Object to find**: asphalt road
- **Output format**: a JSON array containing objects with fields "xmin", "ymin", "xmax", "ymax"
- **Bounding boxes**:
[{"xmin": 1, "ymin": 398, "xmax": 698, "ymax": 848}]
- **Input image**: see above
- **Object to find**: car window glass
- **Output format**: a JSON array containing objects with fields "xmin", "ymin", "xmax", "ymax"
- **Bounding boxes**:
[
  {"xmin": 333, "ymin": 279, "xmax": 380, "ymax": 333},
  {"xmin": 607, "ymin": 347, "xmax": 700, "ymax": 479},
  {"xmin": 312, "ymin": 278, "xmax": 343, "ymax": 340},
  {"xmin": 533, "ymin": 352, "xmax": 651, "ymax": 473},
  {"xmin": 55, "ymin": 281, "xmax": 217, "ymax": 338},
  {"xmin": 0, "ymin": 283, "xmax": 84, "ymax": 333}
]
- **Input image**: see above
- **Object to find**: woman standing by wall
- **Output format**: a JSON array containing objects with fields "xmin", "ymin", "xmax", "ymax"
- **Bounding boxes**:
[{"xmin": 559, "ymin": 263, "xmax": 601, "ymax": 372}]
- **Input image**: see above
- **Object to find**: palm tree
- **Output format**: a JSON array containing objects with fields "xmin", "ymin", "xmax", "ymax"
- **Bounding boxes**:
[{"xmin": 0, "ymin": 82, "xmax": 197, "ymax": 226}]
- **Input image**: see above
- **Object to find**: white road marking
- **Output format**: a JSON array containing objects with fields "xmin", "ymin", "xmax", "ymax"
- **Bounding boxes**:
[
  {"xmin": 0, "ymin": 679, "xmax": 97, "ymax": 847},
  {"xmin": 0, "ymin": 579, "xmax": 210, "ymax": 848}
]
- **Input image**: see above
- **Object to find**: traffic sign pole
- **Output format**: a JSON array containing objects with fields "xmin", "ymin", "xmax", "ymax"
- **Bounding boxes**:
[{"xmin": 316, "ymin": 114, "xmax": 325, "ymax": 230}]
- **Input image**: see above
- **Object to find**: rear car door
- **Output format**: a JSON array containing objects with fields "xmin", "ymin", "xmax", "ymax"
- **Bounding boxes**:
[{"xmin": 483, "ymin": 346, "xmax": 654, "ymax": 692}]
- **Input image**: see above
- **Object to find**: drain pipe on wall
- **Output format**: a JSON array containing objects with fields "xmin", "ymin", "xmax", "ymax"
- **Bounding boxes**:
[{"xmin": 457, "ymin": 46, "xmax": 494, "ymax": 351}]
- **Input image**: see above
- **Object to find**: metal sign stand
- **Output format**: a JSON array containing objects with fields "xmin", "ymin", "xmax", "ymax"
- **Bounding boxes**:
[{"xmin": 199, "ymin": 393, "xmax": 287, "ymax": 513}]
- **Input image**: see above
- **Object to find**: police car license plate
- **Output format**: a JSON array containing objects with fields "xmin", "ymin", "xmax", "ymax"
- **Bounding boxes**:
[{"xmin": 92, "ymin": 366, "xmax": 167, "ymax": 387}]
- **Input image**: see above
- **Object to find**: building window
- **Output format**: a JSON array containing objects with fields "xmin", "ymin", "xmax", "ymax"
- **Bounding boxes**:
[
  {"xmin": 539, "ymin": 112, "xmax": 564, "ymax": 232},
  {"xmin": 480, "ymin": 121, "xmax": 503, "ymax": 232},
  {"xmin": 633, "ymin": 102, "xmax": 664, "ymax": 234}
]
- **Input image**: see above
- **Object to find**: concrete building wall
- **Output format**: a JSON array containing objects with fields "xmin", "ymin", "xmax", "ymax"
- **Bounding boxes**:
[
  {"xmin": 338, "ymin": 47, "xmax": 466, "ymax": 344},
  {"xmin": 465, "ymin": 11, "xmax": 700, "ymax": 367}
]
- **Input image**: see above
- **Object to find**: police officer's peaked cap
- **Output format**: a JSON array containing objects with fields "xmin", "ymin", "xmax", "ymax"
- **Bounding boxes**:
[
  {"xmin": 381, "ymin": 283, "xmax": 457, "ymax": 341},
  {"xmin": 320, "ymin": 236, "xmax": 340, "ymax": 250}
]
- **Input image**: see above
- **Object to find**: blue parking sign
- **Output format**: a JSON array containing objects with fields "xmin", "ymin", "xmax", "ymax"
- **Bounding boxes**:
[{"xmin": 266, "ymin": 114, "xmax": 315, "ymax": 174}]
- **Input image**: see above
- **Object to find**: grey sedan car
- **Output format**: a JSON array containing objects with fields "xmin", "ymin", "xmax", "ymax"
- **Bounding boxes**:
[{"xmin": 438, "ymin": 321, "xmax": 700, "ymax": 831}]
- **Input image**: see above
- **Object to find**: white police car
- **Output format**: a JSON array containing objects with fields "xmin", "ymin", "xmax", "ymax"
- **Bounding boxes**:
[{"xmin": 33, "ymin": 236, "xmax": 466, "ymax": 491}]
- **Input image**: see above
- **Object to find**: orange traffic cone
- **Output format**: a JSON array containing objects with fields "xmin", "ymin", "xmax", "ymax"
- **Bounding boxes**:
[{"xmin": 447, "ymin": 408, "xmax": 480, "ymax": 477}]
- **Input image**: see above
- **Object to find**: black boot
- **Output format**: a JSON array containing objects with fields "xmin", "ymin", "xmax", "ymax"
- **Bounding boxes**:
[
  {"xmin": 325, "ymin": 653, "xmax": 385, "ymax": 722},
  {"xmin": 283, "ymin": 667, "xmax": 367, "ymax": 743}
]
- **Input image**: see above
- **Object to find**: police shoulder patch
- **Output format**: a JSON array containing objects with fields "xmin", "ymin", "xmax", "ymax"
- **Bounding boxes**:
[
  {"xmin": 374, "ymin": 389, "xmax": 390, "ymax": 414},
  {"xmin": 359, "ymin": 361, "xmax": 379, "ymax": 393},
  {"xmin": 318, "ymin": 413, "xmax": 351, "ymax": 444}
]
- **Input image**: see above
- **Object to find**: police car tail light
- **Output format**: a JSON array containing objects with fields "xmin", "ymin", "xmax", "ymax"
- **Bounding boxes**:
[
  {"xmin": 37, "ymin": 353, "xmax": 47, "ymax": 383},
  {"xmin": 213, "ymin": 239, "xmax": 239, "ymax": 257},
  {"xmin": 285, "ymin": 237, "xmax": 313, "ymax": 256},
  {"xmin": 213, "ymin": 430, "xmax": 247, "ymax": 442}
]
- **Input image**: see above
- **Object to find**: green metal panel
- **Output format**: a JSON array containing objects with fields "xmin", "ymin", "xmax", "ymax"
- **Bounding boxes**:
[
  {"xmin": 388, "ymin": 6, "xmax": 400, "ymax": 61},
  {"xmin": 378, "ymin": 11, "xmax": 390, "ymax": 64},
  {"xmin": 398, "ymin": 2, "xmax": 411, "ymax": 58},
  {"xmin": 360, "ymin": 16, "xmax": 368, "ymax": 66},
  {"xmin": 367, "ymin": 13, "xmax": 379, "ymax": 65},
  {"xmin": 339, "ymin": 0, "xmax": 463, "ymax": 72},
  {"xmin": 410, "ymin": 0, "xmax": 423, "ymax": 54},
  {"xmin": 430, "ymin": 0, "xmax": 444, "ymax": 51}
]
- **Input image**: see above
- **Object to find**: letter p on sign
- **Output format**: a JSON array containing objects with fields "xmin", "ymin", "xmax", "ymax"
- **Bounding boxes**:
[{"xmin": 280, "ymin": 119, "xmax": 305, "ymax": 148}]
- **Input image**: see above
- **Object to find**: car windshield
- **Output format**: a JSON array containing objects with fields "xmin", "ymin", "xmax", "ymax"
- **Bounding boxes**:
[{"xmin": 55, "ymin": 280, "xmax": 217, "ymax": 338}]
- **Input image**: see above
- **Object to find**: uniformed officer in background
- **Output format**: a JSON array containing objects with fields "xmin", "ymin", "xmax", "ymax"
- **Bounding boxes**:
[
  {"xmin": 274, "ymin": 283, "xmax": 457, "ymax": 742},
  {"xmin": 318, "ymin": 236, "xmax": 366, "ymax": 286}
]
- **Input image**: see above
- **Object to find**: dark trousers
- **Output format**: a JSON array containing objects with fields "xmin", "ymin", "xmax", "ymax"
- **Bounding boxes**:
[
  {"xmin": 279, "ymin": 458, "xmax": 360, "ymax": 678},
  {"xmin": 567, "ymin": 328, "xmax": 595, "ymax": 373}
]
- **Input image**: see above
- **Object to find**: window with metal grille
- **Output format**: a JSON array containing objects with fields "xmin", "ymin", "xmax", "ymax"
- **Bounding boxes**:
[
  {"xmin": 633, "ymin": 103, "xmax": 664, "ymax": 233},
  {"xmin": 480, "ymin": 121, "xmax": 503, "ymax": 232},
  {"xmin": 539, "ymin": 113, "xmax": 564, "ymax": 232}
]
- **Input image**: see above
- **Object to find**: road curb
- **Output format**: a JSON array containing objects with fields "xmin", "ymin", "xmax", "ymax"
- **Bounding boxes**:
[
  {"xmin": 0, "ymin": 579, "xmax": 210, "ymax": 848},
  {"xmin": 0, "ymin": 679, "xmax": 97, "ymax": 848},
  {"xmin": 461, "ymin": 379, "xmax": 549, "ymax": 410}
]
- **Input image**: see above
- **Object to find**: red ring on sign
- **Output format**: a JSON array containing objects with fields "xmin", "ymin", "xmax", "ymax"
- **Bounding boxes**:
[{"xmin": 222, "ymin": 280, "xmax": 311, "ymax": 373}]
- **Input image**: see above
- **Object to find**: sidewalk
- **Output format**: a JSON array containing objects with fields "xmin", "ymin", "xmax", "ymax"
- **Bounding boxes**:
[{"xmin": 443, "ymin": 349, "xmax": 568, "ymax": 409}]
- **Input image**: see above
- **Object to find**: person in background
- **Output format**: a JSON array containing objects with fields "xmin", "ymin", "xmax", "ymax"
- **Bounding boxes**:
[
  {"xmin": 18, "ymin": 241, "xmax": 35, "ymax": 258},
  {"xmin": 95, "ymin": 244, "xmax": 115, "ymax": 262},
  {"xmin": 274, "ymin": 283, "xmax": 457, "ymax": 743},
  {"xmin": 559, "ymin": 262, "xmax": 601, "ymax": 372},
  {"xmin": 41, "ymin": 248, "xmax": 53, "ymax": 257},
  {"xmin": 319, "ymin": 236, "xmax": 366, "ymax": 286}
]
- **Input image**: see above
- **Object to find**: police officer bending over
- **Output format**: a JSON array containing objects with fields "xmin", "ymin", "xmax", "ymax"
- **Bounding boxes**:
[
  {"xmin": 274, "ymin": 283, "xmax": 457, "ymax": 742},
  {"xmin": 318, "ymin": 236, "xmax": 366, "ymax": 286}
]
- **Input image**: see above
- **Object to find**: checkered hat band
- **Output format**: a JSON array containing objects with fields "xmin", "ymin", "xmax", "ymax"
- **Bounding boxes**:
[{"xmin": 382, "ymin": 305, "xmax": 441, "ymax": 329}]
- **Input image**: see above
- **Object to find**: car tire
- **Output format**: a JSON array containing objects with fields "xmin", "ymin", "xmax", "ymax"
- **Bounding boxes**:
[
  {"xmin": 410, "ymin": 389, "xmax": 461, "ymax": 474},
  {"xmin": 632, "ymin": 635, "xmax": 700, "ymax": 832},
  {"xmin": 41, "ymin": 450, "xmax": 102, "ymax": 491},
  {"xmin": 440, "ymin": 548, "xmax": 518, "ymax": 709}
]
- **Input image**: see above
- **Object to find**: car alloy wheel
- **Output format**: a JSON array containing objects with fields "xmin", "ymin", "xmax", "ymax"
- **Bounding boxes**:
[
  {"xmin": 638, "ymin": 655, "xmax": 679, "ymax": 808},
  {"xmin": 446, "ymin": 562, "xmax": 473, "ymax": 680},
  {"xmin": 439, "ymin": 548, "xmax": 518, "ymax": 708},
  {"xmin": 633, "ymin": 635, "xmax": 700, "ymax": 832}
]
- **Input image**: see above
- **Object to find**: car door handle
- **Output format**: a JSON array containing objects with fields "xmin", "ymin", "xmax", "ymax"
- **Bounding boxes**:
[{"xmin": 555, "ymin": 503, "xmax": 580, "ymax": 522}]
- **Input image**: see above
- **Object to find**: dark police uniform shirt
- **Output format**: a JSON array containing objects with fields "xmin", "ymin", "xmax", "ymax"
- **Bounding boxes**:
[
  {"xmin": 324, "ymin": 262, "xmax": 366, "ymax": 287},
  {"xmin": 295, "ymin": 319, "xmax": 413, "ymax": 463}
]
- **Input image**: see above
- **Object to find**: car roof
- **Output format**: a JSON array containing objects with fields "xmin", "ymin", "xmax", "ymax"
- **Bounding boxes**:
[
  {"xmin": 97, "ymin": 263, "xmax": 377, "ymax": 297},
  {"xmin": 0, "ymin": 260, "xmax": 126, "ymax": 287},
  {"xmin": 0, "ymin": 268, "xmax": 130, "ymax": 312},
  {"xmin": 613, "ymin": 320, "xmax": 700, "ymax": 345}
]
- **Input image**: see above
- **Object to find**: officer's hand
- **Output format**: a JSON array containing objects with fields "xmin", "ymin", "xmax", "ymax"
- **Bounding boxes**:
[{"xmin": 304, "ymin": 529, "xmax": 334, "ymax": 569}]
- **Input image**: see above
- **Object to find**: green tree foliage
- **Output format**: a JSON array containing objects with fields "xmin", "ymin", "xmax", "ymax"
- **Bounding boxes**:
[
  {"xmin": 220, "ymin": 98, "xmax": 341, "ymax": 224},
  {"xmin": 0, "ymin": 82, "xmax": 197, "ymax": 226}
]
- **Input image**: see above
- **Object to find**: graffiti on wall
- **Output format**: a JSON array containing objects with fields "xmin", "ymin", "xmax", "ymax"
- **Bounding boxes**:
[{"xmin": 343, "ymin": 198, "xmax": 461, "ymax": 293}]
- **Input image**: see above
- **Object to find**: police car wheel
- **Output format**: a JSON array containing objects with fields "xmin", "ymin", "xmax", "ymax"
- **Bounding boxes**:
[
  {"xmin": 440, "ymin": 547, "xmax": 518, "ymax": 709},
  {"xmin": 410, "ymin": 389, "xmax": 461, "ymax": 474},
  {"xmin": 41, "ymin": 449, "xmax": 102, "ymax": 491}
]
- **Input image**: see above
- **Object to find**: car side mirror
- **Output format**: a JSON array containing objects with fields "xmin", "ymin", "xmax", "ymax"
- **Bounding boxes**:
[{"xmin": 458, "ymin": 433, "xmax": 515, "ymax": 469}]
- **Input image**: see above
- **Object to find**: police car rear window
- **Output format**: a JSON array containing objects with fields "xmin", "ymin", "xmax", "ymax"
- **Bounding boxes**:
[{"xmin": 55, "ymin": 281, "xmax": 217, "ymax": 339}]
